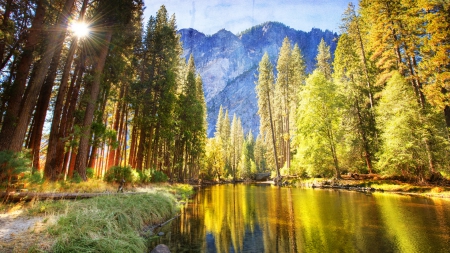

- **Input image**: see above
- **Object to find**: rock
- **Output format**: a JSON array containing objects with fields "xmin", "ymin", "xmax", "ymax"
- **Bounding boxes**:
[
  {"xmin": 179, "ymin": 23, "xmax": 338, "ymax": 137},
  {"xmin": 151, "ymin": 244, "xmax": 171, "ymax": 253},
  {"xmin": 428, "ymin": 172, "xmax": 443, "ymax": 182},
  {"xmin": 158, "ymin": 232, "xmax": 165, "ymax": 236},
  {"xmin": 255, "ymin": 173, "xmax": 271, "ymax": 181}
]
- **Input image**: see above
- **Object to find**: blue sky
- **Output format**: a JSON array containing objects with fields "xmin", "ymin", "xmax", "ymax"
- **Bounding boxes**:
[{"xmin": 143, "ymin": 0, "xmax": 356, "ymax": 35}]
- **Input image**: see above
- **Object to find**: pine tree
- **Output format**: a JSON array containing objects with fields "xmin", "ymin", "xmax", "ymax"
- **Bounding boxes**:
[
  {"xmin": 316, "ymin": 38, "xmax": 332, "ymax": 80},
  {"xmin": 274, "ymin": 38, "xmax": 306, "ymax": 173},
  {"xmin": 418, "ymin": 0, "xmax": 450, "ymax": 125},
  {"xmin": 294, "ymin": 70, "xmax": 343, "ymax": 178},
  {"xmin": 333, "ymin": 33, "xmax": 376, "ymax": 173},
  {"xmin": 0, "ymin": 0, "xmax": 47, "ymax": 151},
  {"xmin": 230, "ymin": 114, "xmax": 239, "ymax": 181},
  {"xmin": 254, "ymin": 134, "xmax": 267, "ymax": 172},
  {"xmin": 256, "ymin": 53, "xmax": 280, "ymax": 179},
  {"xmin": 376, "ymin": 72, "xmax": 434, "ymax": 179}
]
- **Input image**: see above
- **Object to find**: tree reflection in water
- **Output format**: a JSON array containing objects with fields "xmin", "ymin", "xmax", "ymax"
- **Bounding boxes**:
[{"xmin": 151, "ymin": 184, "xmax": 450, "ymax": 253}]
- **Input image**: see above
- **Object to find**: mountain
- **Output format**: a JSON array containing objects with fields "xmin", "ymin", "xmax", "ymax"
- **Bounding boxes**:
[{"xmin": 178, "ymin": 22, "xmax": 338, "ymax": 137}]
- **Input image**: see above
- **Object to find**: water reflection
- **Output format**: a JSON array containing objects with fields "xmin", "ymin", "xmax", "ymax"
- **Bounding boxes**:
[{"xmin": 153, "ymin": 184, "xmax": 450, "ymax": 253}]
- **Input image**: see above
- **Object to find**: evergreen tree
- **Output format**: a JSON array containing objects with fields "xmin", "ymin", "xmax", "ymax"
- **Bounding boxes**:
[
  {"xmin": 376, "ymin": 72, "xmax": 442, "ymax": 179},
  {"xmin": 256, "ymin": 53, "xmax": 280, "ymax": 179},
  {"xmin": 230, "ymin": 114, "xmax": 239, "ymax": 181},
  {"xmin": 254, "ymin": 134, "xmax": 267, "ymax": 172},
  {"xmin": 315, "ymin": 38, "xmax": 332, "ymax": 80},
  {"xmin": 294, "ymin": 70, "xmax": 343, "ymax": 178},
  {"xmin": 418, "ymin": 0, "xmax": 450, "ymax": 125},
  {"xmin": 333, "ymin": 33, "xmax": 376, "ymax": 173},
  {"xmin": 274, "ymin": 38, "xmax": 305, "ymax": 172},
  {"xmin": 240, "ymin": 131, "xmax": 255, "ymax": 178}
]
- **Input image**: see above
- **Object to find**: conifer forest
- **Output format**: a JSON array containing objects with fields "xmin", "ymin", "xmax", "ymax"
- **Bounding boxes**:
[{"xmin": 0, "ymin": 0, "xmax": 449, "ymax": 186}]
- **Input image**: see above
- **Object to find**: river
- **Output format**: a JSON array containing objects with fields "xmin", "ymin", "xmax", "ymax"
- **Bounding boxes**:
[{"xmin": 151, "ymin": 184, "xmax": 450, "ymax": 252}]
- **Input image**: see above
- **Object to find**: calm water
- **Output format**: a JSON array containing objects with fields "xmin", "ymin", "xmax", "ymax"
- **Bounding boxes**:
[{"xmin": 152, "ymin": 184, "xmax": 450, "ymax": 252}]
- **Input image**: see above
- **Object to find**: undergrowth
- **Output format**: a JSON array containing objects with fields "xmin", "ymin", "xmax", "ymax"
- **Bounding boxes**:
[
  {"xmin": 24, "ymin": 184, "xmax": 194, "ymax": 252},
  {"xmin": 46, "ymin": 193, "xmax": 177, "ymax": 252}
]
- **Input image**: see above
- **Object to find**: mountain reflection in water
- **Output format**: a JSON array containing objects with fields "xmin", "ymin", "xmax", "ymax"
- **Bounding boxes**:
[{"xmin": 151, "ymin": 184, "xmax": 450, "ymax": 253}]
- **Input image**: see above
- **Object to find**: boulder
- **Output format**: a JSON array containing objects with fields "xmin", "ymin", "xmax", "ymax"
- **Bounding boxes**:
[
  {"xmin": 255, "ymin": 173, "xmax": 271, "ymax": 181},
  {"xmin": 151, "ymin": 244, "xmax": 170, "ymax": 253}
]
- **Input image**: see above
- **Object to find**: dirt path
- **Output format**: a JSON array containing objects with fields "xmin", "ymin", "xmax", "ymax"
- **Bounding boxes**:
[{"xmin": 0, "ymin": 210, "xmax": 54, "ymax": 252}]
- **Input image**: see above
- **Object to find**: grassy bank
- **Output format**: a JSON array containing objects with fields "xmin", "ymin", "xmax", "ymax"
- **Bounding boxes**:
[
  {"xmin": 1, "ymin": 184, "xmax": 193, "ymax": 252},
  {"xmin": 294, "ymin": 175, "xmax": 450, "ymax": 199}
]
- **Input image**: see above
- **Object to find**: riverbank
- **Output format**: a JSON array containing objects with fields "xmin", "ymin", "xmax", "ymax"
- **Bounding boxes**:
[
  {"xmin": 0, "ymin": 184, "xmax": 193, "ymax": 252},
  {"xmin": 197, "ymin": 173, "xmax": 450, "ymax": 199},
  {"xmin": 290, "ymin": 173, "xmax": 450, "ymax": 199}
]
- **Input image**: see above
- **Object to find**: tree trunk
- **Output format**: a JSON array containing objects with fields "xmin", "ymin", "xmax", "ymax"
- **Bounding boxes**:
[
  {"xmin": 136, "ymin": 126, "xmax": 146, "ymax": 170},
  {"xmin": 444, "ymin": 106, "xmax": 450, "ymax": 128},
  {"xmin": 44, "ymin": 46, "xmax": 82, "ymax": 180},
  {"xmin": 355, "ymin": 98, "xmax": 373, "ymax": 173},
  {"xmin": 8, "ymin": 0, "xmax": 76, "ymax": 152},
  {"xmin": 267, "ymin": 90, "xmax": 280, "ymax": 179},
  {"xmin": 28, "ymin": 34, "xmax": 75, "ymax": 170},
  {"xmin": 115, "ymin": 95, "xmax": 127, "ymax": 166},
  {"xmin": 107, "ymin": 87, "xmax": 124, "ymax": 169},
  {"xmin": 0, "ymin": 0, "xmax": 46, "ymax": 151},
  {"xmin": 74, "ymin": 30, "xmax": 112, "ymax": 181},
  {"xmin": 43, "ymin": 0, "xmax": 89, "ymax": 179}
]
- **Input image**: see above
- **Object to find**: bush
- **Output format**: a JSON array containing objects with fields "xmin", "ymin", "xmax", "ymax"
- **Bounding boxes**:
[
  {"xmin": 138, "ymin": 170, "xmax": 151, "ymax": 183},
  {"xmin": 86, "ymin": 167, "xmax": 95, "ymax": 179},
  {"xmin": 71, "ymin": 171, "xmax": 83, "ymax": 183},
  {"xmin": 104, "ymin": 166, "xmax": 139, "ymax": 184},
  {"xmin": 151, "ymin": 170, "xmax": 168, "ymax": 183},
  {"xmin": 28, "ymin": 170, "xmax": 44, "ymax": 184},
  {"xmin": 0, "ymin": 150, "xmax": 32, "ymax": 187}
]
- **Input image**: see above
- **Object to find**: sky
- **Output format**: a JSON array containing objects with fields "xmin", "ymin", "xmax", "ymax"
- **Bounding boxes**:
[{"xmin": 143, "ymin": 0, "xmax": 356, "ymax": 35}]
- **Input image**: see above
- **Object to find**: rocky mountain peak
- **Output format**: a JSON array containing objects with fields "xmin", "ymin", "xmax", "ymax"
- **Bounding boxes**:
[{"xmin": 178, "ymin": 22, "xmax": 338, "ymax": 137}]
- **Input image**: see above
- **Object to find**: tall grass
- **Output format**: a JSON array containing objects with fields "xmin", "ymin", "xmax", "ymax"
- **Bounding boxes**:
[{"xmin": 34, "ymin": 192, "xmax": 179, "ymax": 252}]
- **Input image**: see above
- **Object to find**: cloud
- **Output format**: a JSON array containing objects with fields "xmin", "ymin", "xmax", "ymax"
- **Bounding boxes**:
[{"xmin": 144, "ymin": 0, "xmax": 353, "ymax": 34}]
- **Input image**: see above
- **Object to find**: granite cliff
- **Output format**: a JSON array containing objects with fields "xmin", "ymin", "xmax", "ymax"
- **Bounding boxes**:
[{"xmin": 178, "ymin": 22, "xmax": 338, "ymax": 137}]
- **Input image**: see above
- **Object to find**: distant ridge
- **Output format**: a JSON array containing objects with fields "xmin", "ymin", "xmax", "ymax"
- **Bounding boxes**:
[{"xmin": 178, "ymin": 22, "xmax": 338, "ymax": 137}]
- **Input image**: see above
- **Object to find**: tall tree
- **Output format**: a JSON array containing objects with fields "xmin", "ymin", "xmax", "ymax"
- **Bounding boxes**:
[
  {"xmin": 418, "ymin": 0, "xmax": 450, "ymax": 125},
  {"xmin": 0, "ymin": 0, "xmax": 47, "ymax": 151},
  {"xmin": 333, "ymin": 33, "xmax": 376, "ymax": 173},
  {"xmin": 74, "ymin": 0, "xmax": 142, "ymax": 180},
  {"xmin": 315, "ymin": 38, "xmax": 332, "ymax": 80},
  {"xmin": 8, "ymin": 0, "xmax": 76, "ymax": 152},
  {"xmin": 294, "ymin": 70, "xmax": 343, "ymax": 179},
  {"xmin": 275, "ymin": 38, "xmax": 306, "ymax": 172},
  {"xmin": 256, "ymin": 53, "xmax": 280, "ymax": 179},
  {"xmin": 376, "ymin": 72, "xmax": 446, "ymax": 179}
]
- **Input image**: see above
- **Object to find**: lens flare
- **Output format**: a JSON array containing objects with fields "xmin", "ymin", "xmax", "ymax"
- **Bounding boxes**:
[{"xmin": 71, "ymin": 22, "xmax": 90, "ymax": 38}]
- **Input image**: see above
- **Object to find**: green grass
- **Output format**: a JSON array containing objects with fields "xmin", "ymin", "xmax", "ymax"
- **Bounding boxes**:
[{"xmin": 26, "ymin": 185, "xmax": 194, "ymax": 252}]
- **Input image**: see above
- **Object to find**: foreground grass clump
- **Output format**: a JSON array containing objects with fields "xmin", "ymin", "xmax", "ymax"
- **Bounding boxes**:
[{"xmin": 31, "ymin": 191, "xmax": 180, "ymax": 252}]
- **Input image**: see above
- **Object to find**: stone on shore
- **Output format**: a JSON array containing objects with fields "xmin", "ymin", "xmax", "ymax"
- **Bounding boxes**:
[{"xmin": 151, "ymin": 244, "xmax": 171, "ymax": 253}]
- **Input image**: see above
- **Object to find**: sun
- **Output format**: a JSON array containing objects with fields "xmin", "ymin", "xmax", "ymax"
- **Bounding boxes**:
[{"xmin": 70, "ymin": 22, "xmax": 90, "ymax": 38}]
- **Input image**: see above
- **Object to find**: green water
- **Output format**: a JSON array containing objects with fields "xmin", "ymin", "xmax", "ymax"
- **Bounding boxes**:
[{"xmin": 152, "ymin": 184, "xmax": 450, "ymax": 252}]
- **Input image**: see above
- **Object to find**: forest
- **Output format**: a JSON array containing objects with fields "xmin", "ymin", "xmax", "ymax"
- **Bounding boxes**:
[
  {"xmin": 0, "ymin": 0, "xmax": 206, "ymax": 186},
  {"xmin": 0, "ymin": 0, "xmax": 449, "ymax": 188},
  {"xmin": 205, "ymin": 0, "xmax": 450, "ymax": 182}
]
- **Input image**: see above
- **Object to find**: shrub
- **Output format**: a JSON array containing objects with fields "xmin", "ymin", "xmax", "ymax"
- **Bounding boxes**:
[
  {"xmin": 86, "ymin": 167, "xmax": 95, "ymax": 179},
  {"xmin": 151, "ymin": 170, "xmax": 168, "ymax": 183},
  {"xmin": 104, "ymin": 166, "xmax": 139, "ymax": 184},
  {"xmin": 28, "ymin": 170, "xmax": 44, "ymax": 184},
  {"xmin": 138, "ymin": 170, "xmax": 151, "ymax": 183},
  {"xmin": 0, "ymin": 150, "xmax": 32, "ymax": 188},
  {"xmin": 71, "ymin": 171, "xmax": 82, "ymax": 183}
]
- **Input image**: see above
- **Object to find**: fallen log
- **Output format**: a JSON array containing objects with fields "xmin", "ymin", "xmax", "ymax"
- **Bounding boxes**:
[{"xmin": 0, "ymin": 191, "xmax": 146, "ymax": 202}]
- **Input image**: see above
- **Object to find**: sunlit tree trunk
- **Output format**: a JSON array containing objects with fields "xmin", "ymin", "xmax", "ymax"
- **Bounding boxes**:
[
  {"xmin": 9, "ymin": 0, "xmax": 76, "ymax": 152},
  {"xmin": 0, "ymin": 0, "xmax": 46, "ymax": 151},
  {"xmin": 74, "ymin": 30, "xmax": 113, "ymax": 180}
]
